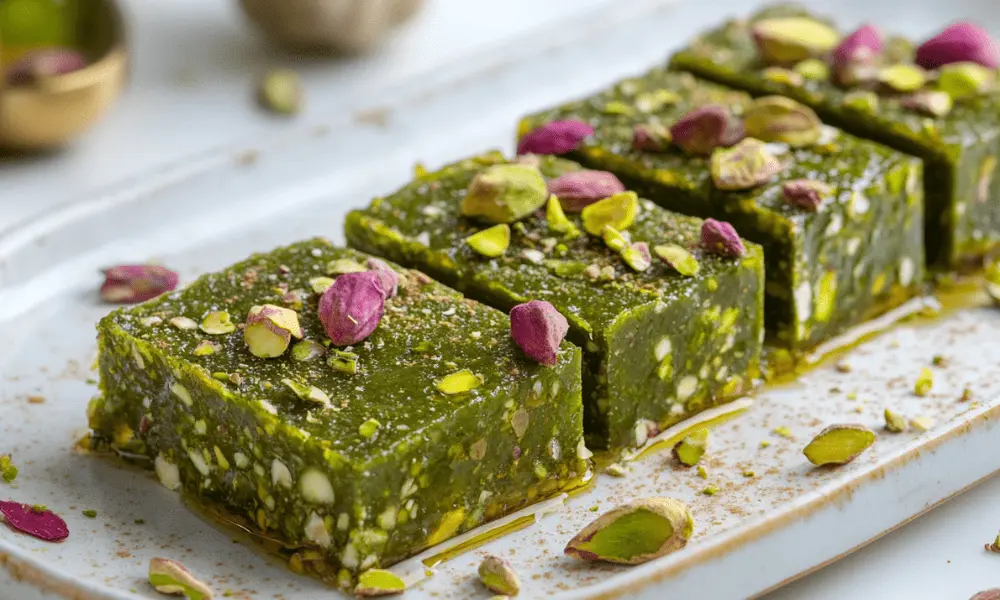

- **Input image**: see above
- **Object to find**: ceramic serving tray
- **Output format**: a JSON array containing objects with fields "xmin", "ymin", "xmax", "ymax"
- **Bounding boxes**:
[{"xmin": 3, "ymin": 0, "xmax": 1000, "ymax": 598}]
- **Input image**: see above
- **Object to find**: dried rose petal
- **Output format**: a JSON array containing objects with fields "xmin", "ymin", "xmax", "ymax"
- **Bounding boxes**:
[
  {"xmin": 509, "ymin": 300, "xmax": 569, "ymax": 367},
  {"xmin": 100, "ymin": 265, "xmax": 179, "ymax": 304},
  {"xmin": 546, "ymin": 170, "xmax": 627, "ymax": 212},
  {"xmin": 365, "ymin": 258, "xmax": 399, "ymax": 299},
  {"xmin": 0, "ymin": 501, "xmax": 69, "ymax": 542},
  {"xmin": 832, "ymin": 24, "xmax": 884, "ymax": 67},
  {"xmin": 517, "ymin": 120, "xmax": 595, "ymax": 155},
  {"xmin": 700, "ymin": 219, "xmax": 746, "ymax": 258},
  {"xmin": 6, "ymin": 48, "xmax": 87, "ymax": 86},
  {"xmin": 915, "ymin": 22, "xmax": 1000, "ymax": 70},
  {"xmin": 669, "ymin": 106, "xmax": 733, "ymax": 156},
  {"xmin": 318, "ymin": 272, "xmax": 386, "ymax": 346}
]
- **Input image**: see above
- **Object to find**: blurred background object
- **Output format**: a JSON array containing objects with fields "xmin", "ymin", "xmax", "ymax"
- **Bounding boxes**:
[
  {"xmin": 0, "ymin": 0, "xmax": 127, "ymax": 150},
  {"xmin": 238, "ymin": 0, "xmax": 425, "ymax": 53}
]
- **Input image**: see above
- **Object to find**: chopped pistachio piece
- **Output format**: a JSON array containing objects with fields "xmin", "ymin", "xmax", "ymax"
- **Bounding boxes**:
[
  {"xmin": 461, "ymin": 164, "xmax": 548, "ymax": 224},
  {"xmin": 672, "ymin": 428, "xmax": 709, "ymax": 467},
  {"xmin": 0, "ymin": 455, "xmax": 17, "ymax": 483},
  {"xmin": 199, "ymin": 311, "xmax": 235, "ymax": 335},
  {"xmin": 653, "ymin": 244, "xmax": 699, "ymax": 276},
  {"xmin": 290, "ymin": 339, "xmax": 325, "ymax": 362},
  {"xmin": 802, "ymin": 424, "xmax": 875, "ymax": 466},
  {"xmin": 326, "ymin": 258, "xmax": 367, "ymax": 275},
  {"xmin": 564, "ymin": 497, "xmax": 693, "ymax": 565},
  {"xmin": 436, "ymin": 369, "xmax": 482, "ymax": 395},
  {"xmin": 258, "ymin": 69, "xmax": 302, "ymax": 116},
  {"xmin": 877, "ymin": 64, "xmax": 927, "ymax": 93},
  {"xmin": 702, "ymin": 485, "xmax": 719, "ymax": 496},
  {"xmin": 914, "ymin": 367, "xmax": 934, "ymax": 397},
  {"xmin": 327, "ymin": 349, "xmax": 358, "ymax": 374},
  {"xmin": 355, "ymin": 569, "xmax": 406, "ymax": 597},
  {"xmin": 603, "ymin": 463, "xmax": 628, "ymax": 478},
  {"xmin": 545, "ymin": 195, "xmax": 581, "ymax": 238},
  {"xmin": 169, "ymin": 317, "xmax": 199, "ymax": 331},
  {"xmin": 743, "ymin": 96, "xmax": 822, "ymax": 146},
  {"xmin": 478, "ymin": 555, "xmax": 521, "ymax": 596},
  {"xmin": 581, "ymin": 191, "xmax": 638, "ymax": 235},
  {"xmin": 358, "ymin": 418, "xmax": 381, "ymax": 439},
  {"xmin": 793, "ymin": 58, "xmax": 829, "ymax": 80},
  {"xmin": 309, "ymin": 277, "xmax": 335, "ymax": 294},
  {"xmin": 884, "ymin": 408, "xmax": 907, "ymax": 433},
  {"xmin": 909, "ymin": 416, "xmax": 934, "ymax": 432},
  {"xmin": 282, "ymin": 379, "xmax": 330, "ymax": 406},
  {"xmin": 465, "ymin": 224, "xmax": 512, "ymax": 258},
  {"xmin": 621, "ymin": 242, "xmax": 652, "ymax": 272},
  {"xmin": 601, "ymin": 226, "xmax": 627, "ymax": 252},
  {"xmin": 148, "ymin": 557, "xmax": 214, "ymax": 600},
  {"xmin": 710, "ymin": 138, "xmax": 782, "ymax": 190}
]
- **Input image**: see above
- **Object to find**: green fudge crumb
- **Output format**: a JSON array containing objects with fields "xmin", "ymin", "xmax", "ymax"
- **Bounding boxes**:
[
  {"xmin": 702, "ymin": 485, "xmax": 720, "ymax": 496},
  {"xmin": 0, "ymin": 455, "xmax": 17, "ymax": 483}
]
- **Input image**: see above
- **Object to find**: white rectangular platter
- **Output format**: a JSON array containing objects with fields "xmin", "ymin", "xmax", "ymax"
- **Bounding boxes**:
[{"xmin": 3, "ymin": 1, "xmax": 1000, "ymax": 598}]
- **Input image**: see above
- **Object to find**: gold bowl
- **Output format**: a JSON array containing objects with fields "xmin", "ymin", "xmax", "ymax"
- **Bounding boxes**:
[{"xmin": 0, "ymin": 0, "xmax": 127, "ymax": 150}]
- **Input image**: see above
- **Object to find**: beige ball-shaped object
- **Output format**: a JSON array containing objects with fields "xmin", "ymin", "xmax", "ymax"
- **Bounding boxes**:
[{"xmin": 239, "ymin": 0, "xmax": 424, "ymax": 53}]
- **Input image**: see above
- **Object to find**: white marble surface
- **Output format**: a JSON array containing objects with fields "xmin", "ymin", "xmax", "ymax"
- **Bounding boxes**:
[{"xmin": 3, "ymin": 1, "xmax": 1000, "ymax": 599}]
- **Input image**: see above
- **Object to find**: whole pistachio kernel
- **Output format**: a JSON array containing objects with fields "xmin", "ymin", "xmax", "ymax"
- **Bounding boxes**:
[
  {"xmin": 465, "ymin": 224, "xmax": 511, "ymax": 258},
  {"xmin": 621, "ymin": 242, "xmax": 652, "ymax": 272},
  {"xmin": 436, "ymin": 369, "xmax": 483, "ymax": 395},
  {"xmin": 545, "ymin": 195, "xmax": 581, "ymax": 237},
  {"xmin": 802, "ymin": 424, "xmax": 876, "ymax": 466},
  {"xmin": 257, "ymin": 68, "xmax": 303, "ymax": 116},
  {"xmin": 289, "ymin": 339, "xmax": 325, "ymax": 362},
  {"xmin": 581, "ymin": 191, "xmax": 639, "ymax": 235},
  {"xmin": 842, "ymin": 90, "xmax": 880, "ymax": 112},
  {"xmin": 193, "ymin": 341, "xmax": 217, "ymax": 356},
  {"xmin": 751, "ymin": 17, "xmax": 841, "ymax": 65},
  {"xmin": 782, "ymin": 179, "xmax": 833, "ymax": 211},
  {"xmin": 355, "ymin": 569, "xmax": 406, "ymax": 597},
  {"xmin": 199, "ymin": 311, "xmax": 235, "ymax": 335},
  {"xmin": 631, "ymin": 122, "xmax": 672, "ymax": 153},
  {"xmin": 461, "ymin": 164, "xmax": 548, "ymax": 224},
  {"xmin": 743, "ymin": 96, "xmax": 822, "ymax": 147},
  {"xmin": 884, "ymin": 408, "xmax": 907, "ymax": 433},
  {"xmin": 478, "ymin": 555, "xmax": 520, "ymax": 596},
  {"xmin": 510, "ymin": 300, "xmax": 569, "ymax": 367},
  {"xmin": 900, "ymin": 90, "xmax": 953, "ymax": 117},
  {"xmin": 833, "ymin": 24, "xmax": 885, "ymax": 69},
  {"xmin": 244, "ymin": 305, "xmax": 303, "ymax": 358},
  {"xmin": 654, "ymin": 244, "xmax": 700, "ymax": 276},
  {"xmin": 793, "ymin": 58, "xmax": 830, "ymax": 81},
  {"xmin": 601, "ymin": 226, "xmax": 628, "ymax": 252},
  {"xmin": 565, "ymin": 497, "xmax": 694, "ymax": 565},
  {"xmin": 672, "ymin": 428, "xmax": 709, "ymax": 467},
  {"xmin": 938, "ymin": 62, "xmax": 995, "ymax": 100},
  {"xmin": 710, "ymin": 138, "xmax": 782, "ymax": 191},
  {"xmin": 327, "ymin": 349, "xmax": 359, "ymax": 374},
  {"xmin": 877, "ymin": 64, "xmax": 927, "ymax": 93},
  {"xmin": 148, "ymin": 557, "xmax": 214, "ymax": 600}
]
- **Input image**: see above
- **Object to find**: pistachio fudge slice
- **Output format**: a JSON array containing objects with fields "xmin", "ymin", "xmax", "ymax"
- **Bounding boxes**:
[
  {"xmin": 345, "ymin": 153, "xmax": 764, "ymax": 451},
  {"xmin": 88, "ymin": 239, "xmax": 587, "ymax": 584},
  {"xmin": 670, "ymin": 6, "xmax": 1000, "ymax": 270},
  {"xmin": 517, "ymin": 68, "xmax": 925, "ymax": 351}
]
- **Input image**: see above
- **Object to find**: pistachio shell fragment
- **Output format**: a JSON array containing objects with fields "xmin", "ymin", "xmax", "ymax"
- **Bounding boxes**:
[
  {"xmin": 510, "ymin": 300, "xmax": 569, "ymax": 366},
  {"xmin": 878, "ymin": 64, "xmax": 927, "ymax": 93},
  {"xmin": 884, "ymin": 408, "xmax": 907, "ymax": 433},
  {"xmin": 710, "ymin": 138, "xmax": 782, "ymax": 191},
  {"xmin": 199, "ymin": 311, "xmax": 235, "ymax": 335},
  {"xmin": 752, "ymin": 17, "xmax": 841, "ymax": 65},
  {"xmin": 802, "ymin": 424, "xmax": 875, "ymax": 466},
  {"xmin": 0, "ymin": 455, "xmax": 18, "ymax": 483},
  {"xmin": 938, "ymin": 62, "xmax": 995, "ymax": 100},
  {"xmin": 672, "ymin": 428, "xmax": 709, "ymax": 467},
  {"xmin": 355, "ymin": 569, "xmax": 406, "ymax": 597},
  {"xmin": 148, "ymin": 557, "xmax": 213, "ymax": 600},
  {"xmin": 654, "ymin": 244, "xmax": 700, "ymax": 276},
  {"xmin": 466, "ymin": 224, "xmax": 511, "ymax": 258},
  {"xmin": 743, "ymin": 96, "xmax": 822, "ymax": 147},
  {"xmin": 564, "ymin": 497, "xmax": 693, "ymax": 565},
  {"xmin": 545, "ymin": 195, "xmax": 581, "ymax": 237},
  {"xmin": 436, "ymin": 369, "xmax": 482, "ymax": 395},
  {"xmin": 244, "ymin": 304, "xmax": 303, "ymax": 358},
  {"xmin": 581, "ymin": 192, "xmax": 638, "ymax": 235},
  {"xmin": 900, "ymin": 90, "xmax": 953, "ymax": 117},
  {"xmin": 478, "ymin": 555, "xmax": 521, "ymax": 596},
  {"xmin": 632, "ymin": 122, "xmax": 673, "ymax": 152},
  {"xmin": 546, "ymin": 170, "xmax": 626, "ymax": 212},
  {"xmin": 621, "ymin": 242, "xmax": 652, "ymax": 272},
  {"xmin": 257, "ymin": 69, "xmax": 303, "ymax": 116},
  {"xmin": 782, "ymin": 179, "xmax": 832, "ymax": 211},
  {"xmin": 461, "ymin": 164, "xmax": 548, "ymax": 224}
]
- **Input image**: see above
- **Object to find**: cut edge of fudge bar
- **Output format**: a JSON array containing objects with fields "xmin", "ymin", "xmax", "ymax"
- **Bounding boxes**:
[
  {"xmin": 88, "ymin": 239, "xmax": 589, "ymax": 587},
  {"xmin": 515, "ymin": 67, "xmax": 926, "ymax": 352},
  {"xmin": 344, "ymin": 153, "xmax": 765, "ymax": 451},
  {"xmin": 668, "ymin": 6, "xmax": 1000, "ymax": 270}
]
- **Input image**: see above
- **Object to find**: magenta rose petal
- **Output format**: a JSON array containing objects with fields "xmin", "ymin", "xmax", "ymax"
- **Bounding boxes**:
[{"xmin": 0, "ymin": 501, "xmax": 69, "ymax": 542}]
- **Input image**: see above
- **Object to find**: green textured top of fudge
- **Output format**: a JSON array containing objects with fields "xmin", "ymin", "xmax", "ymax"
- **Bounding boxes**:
[
  {"xmin": 669, "ymin": 5, "xmax": 1000, "ymax": 153},
  {"xmin": 521, "ymin": 68, "xmax": 921, "ymax": 236},
  {"xmin": 99, "ymin": 239, "xmax": 578, "ymax": 461},
  {"xmin": 347, "ymin": 152, "xmax": 763, "ymax": 340}
]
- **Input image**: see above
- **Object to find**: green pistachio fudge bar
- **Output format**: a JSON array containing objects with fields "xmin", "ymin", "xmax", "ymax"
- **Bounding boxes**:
[
  {"xmin": 88, "ymin": 239, "xmax": 587, "ymax": 586},
  {"xmin": 670, "ymin": 6, "xmax": 1000, "ymax": 270},
  {"xmin": 517, "ymin": 68, "xmax": 925, "ymax": 351},
  {"xmin": 344, "ymin": 153, "xmax": 765, "ymax": 451}
]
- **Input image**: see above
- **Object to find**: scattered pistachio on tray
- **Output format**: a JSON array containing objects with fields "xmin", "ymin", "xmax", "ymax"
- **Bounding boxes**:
[
  {"xmin": 355, "ymin": 569, "xmax": 406, "ymax": 597},
  {"xmin": 257, "ymin": 69, "xmax": 303, "ymax": 116},
  {"xmin": 672, "ymin": 428, "xmax": 709, "ymax": 467},
  {"xmin": 884, "ymin": 409, "xmax": 907, "ymax": 433},
  {"xmin": 149, "ymin": 558, "xmax": 214, "ymax": 599},
  {"xmin": 565, "ymin": 498, "xmax": 693, "ymax": 565},
  {"xmin": 478, "ymin": 555, "xmax": 520, "ymax": 596},
  {"xmin": 802, "ymin": 424, "xmax": 875, "ymax": 466}
]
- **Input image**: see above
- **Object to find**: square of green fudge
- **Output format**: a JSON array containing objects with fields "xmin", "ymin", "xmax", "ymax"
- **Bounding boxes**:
[
  {"xmin": 518, "ymin": 67, "xmax": 925, "ymax": 351},
  {"xmin": 345, "ymin": 153, "xmax": 764, "ymax": 451},
  {"xmin": 89, "ymin": 239, "xmax": 587, "ymax": 582},
  {"xmin": 670, "ymin": 5, "xmax": 1000, "ymax": 270}
]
